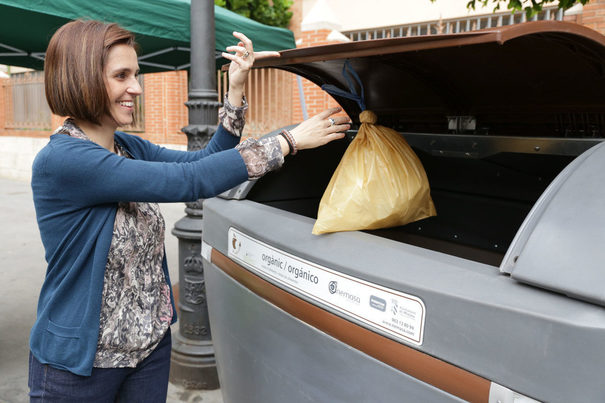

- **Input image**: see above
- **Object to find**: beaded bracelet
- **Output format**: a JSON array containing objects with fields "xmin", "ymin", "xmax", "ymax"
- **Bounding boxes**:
[{"xmin": 279, "ymin": 129, "xmax": 298, "ymax": 155}]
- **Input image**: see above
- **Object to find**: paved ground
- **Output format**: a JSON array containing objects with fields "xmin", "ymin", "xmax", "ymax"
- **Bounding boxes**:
[{"xmin": 0, "ymin": 177, "xmax": 222, "ymax": 403}]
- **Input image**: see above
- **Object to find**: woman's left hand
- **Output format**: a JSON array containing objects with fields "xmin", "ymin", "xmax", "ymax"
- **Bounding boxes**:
[{"xmin": 222, "ymin": 32, "xmax": 280, "ymax": 106}]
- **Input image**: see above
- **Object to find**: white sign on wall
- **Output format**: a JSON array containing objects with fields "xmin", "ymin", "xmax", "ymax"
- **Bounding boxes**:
[{"xmin": 224, "ymin": 227, "xmax": 426, "ymax": 346}]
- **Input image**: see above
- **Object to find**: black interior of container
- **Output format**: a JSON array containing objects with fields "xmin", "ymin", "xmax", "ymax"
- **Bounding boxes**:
[
  {"xmin": 246, "ymin": 135, "xmax": 574, "ymax": 266},
  {"xmin": 278, "ymin": 32, "xmax": 605, "ymax": 138}
]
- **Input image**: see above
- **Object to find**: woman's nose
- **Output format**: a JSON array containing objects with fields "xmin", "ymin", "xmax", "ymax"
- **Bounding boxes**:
[{"xmin": 128, "ymin": 78, "xmax": 143, "ymax": 95}]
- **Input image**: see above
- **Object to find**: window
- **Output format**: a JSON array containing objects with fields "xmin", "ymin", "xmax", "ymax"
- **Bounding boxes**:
[{"xmin": 3, "ymin": 70, "xmax": 51, "ymax": 130}]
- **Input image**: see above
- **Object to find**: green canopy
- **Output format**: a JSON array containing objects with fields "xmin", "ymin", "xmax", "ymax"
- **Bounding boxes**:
[{"xmin": 0, "ymin": 0, "xmax": 295, "ymax": 73}]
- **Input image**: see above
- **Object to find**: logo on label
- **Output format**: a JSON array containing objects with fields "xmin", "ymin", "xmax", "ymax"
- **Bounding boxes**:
[
  {"xmin": 328, "ymin": 281, "xmax": 338, "ymax": 294},
  {"xmin": 231, "ymin": 234, "xmax": 241, "ymax": 254},
  {"xmin": 328, "ymin": 282, "xmax": 361, "ymax": 305},
  {"xmin": 369, "ymin": 295, "xmax": 386, "ymax": 312},
  {"xmin": 391, "ymin": 299, "xmax": 399, "ymax": 316}
]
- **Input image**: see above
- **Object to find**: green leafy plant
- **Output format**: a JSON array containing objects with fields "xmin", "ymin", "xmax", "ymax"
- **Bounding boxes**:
[
  {"xmin": 432, "ymin": 0, "xmax": 590, "ymax": 18},
  {"xmin": 215, "ymin": 0, "xmax": 293, "ymax": 28}
]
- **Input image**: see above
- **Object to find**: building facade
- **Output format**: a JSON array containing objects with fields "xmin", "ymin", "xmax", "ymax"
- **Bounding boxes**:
[{"xmin": 1, "ymin": 0, "xmax": 604, "ymax": 180}]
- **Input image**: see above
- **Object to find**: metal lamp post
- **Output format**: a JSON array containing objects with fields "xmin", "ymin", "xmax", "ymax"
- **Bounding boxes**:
[{"xmin": 170, "ymin": 0, "xmax": 221, "ymax": 389}]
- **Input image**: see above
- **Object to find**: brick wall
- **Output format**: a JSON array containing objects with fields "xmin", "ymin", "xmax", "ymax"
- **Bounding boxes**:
[
  {"xmin": 579, "ymin": 0, "xmax": 605, "ymax": 34},
  {"xmin": 142, "ymin": 71, "xmax": 188, "ymax": 145},
  {"xmin": 0, "ymin": 78, "xmax": 6, "ymax": 136},
  {"xmin": 0, "ymin": 70, "xmax": 189, "ymax": 145}
]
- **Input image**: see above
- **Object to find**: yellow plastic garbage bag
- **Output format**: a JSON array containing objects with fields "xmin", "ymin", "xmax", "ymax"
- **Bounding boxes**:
[{"xmin": 312, "ymin": 110, "xmax": 436, "ymax": 235}]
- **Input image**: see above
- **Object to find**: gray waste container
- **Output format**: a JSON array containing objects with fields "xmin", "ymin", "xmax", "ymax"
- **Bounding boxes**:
[{"xmin": 201, "ymin": 21, "xmax": 605, "ymax": 403}]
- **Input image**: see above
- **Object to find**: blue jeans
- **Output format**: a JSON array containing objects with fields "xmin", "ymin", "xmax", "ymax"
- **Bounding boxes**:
[{"xmin": 28, "ymin": 329, "xmax": 171, "ymax": 402}]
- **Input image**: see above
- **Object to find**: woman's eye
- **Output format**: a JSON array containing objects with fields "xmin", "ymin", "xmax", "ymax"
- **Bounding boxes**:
[{"xmin": 116, "ymin": 72, "xmax": 126, "ymax": 79}]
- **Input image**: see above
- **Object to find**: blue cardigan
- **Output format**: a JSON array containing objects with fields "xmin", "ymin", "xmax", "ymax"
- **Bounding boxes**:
[{"xmin": 30, "ymin": 125, "xmax": 248, "ymax": 376}]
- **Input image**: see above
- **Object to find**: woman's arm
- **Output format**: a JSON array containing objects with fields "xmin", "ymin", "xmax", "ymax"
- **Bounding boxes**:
[
  {"xmin": 36, "ymin": 138, "xmax": 249, "ymax": 206},
  {"xmin": 119, "ymin": 123, "xmax": 241, "ymax": 164}
]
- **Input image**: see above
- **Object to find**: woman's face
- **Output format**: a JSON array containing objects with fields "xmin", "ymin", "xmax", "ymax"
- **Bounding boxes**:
[{"xmin": 103, "ymin": 44, "xmax": 142, "ymax": 128}]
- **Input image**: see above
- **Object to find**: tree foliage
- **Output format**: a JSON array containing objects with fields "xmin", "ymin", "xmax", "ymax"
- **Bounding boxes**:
[
  {"xmin": 215, "ymin": 0, "xmax": 293, "ymax": 28},
  {"xmin": 432, "ymin": 0, "xmax": 590, "ymax": 18}
]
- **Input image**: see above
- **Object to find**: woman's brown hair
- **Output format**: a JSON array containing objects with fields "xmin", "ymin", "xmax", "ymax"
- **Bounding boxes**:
[{"xmin": 44, "ymin": 20, "xmax": 136, "ymax": 125}]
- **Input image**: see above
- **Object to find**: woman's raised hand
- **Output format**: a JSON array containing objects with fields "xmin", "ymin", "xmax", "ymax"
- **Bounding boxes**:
[
  {"xmin": 222, "ymin": 32, "xmax": 280, "ymax": 106},
  {"xmin": 289, "ymin": 107, "xmax": 351, "ymax": 151}
]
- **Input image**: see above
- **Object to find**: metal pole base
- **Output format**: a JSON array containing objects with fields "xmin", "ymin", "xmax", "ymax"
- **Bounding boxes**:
[
  {"xmin": 170, "ymin": 213, "xmax": 219, "ymax": 390},
  {"xmin": 170, "ymin": 329, "xmax": 220, "ymax": 389}
]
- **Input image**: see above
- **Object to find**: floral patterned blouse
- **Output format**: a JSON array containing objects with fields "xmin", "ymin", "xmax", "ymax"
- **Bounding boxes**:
[{"xmin": 53, "ymin": 94, "xmax": 285, "ymax": 368}]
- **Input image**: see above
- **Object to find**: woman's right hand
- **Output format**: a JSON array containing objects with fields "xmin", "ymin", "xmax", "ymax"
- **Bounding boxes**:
[
  {"xmin": 222, "ymin": 31, "xmax": 280, "ymax": 107},
  {"xmin": 286, "ymin": 107, "xmax": 351, "ymax": 153}
]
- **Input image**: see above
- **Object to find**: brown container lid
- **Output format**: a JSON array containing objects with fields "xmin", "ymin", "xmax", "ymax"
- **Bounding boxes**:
[{"xmin": 255, "ymin": 21, "xmax": 605, "ymax": 136}]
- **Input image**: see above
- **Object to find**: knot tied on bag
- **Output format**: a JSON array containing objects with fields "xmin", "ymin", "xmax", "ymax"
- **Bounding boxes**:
[{"xmin": 359, "ymin": 110, "xmax": 377, "ymax": 124}]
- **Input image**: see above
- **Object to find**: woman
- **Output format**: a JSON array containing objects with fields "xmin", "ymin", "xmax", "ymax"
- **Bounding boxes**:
[{"xmin": 28, "ymin": 19, "xmax": 349, "ymax": 402}]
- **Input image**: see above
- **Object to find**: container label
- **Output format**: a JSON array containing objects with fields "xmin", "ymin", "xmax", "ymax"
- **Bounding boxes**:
[{"xmin": 226, "ymin": 227, "xmax": 426, "ymax": 346}]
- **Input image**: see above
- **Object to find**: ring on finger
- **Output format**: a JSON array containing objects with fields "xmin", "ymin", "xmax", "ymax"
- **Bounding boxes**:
[
  {"xmin": 242, "ymin": 50, "xmax": 250, "ymax": 59},
  {"xmin": 328, "ymin": 117, "xmax": 336, "ymax": 127}
]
